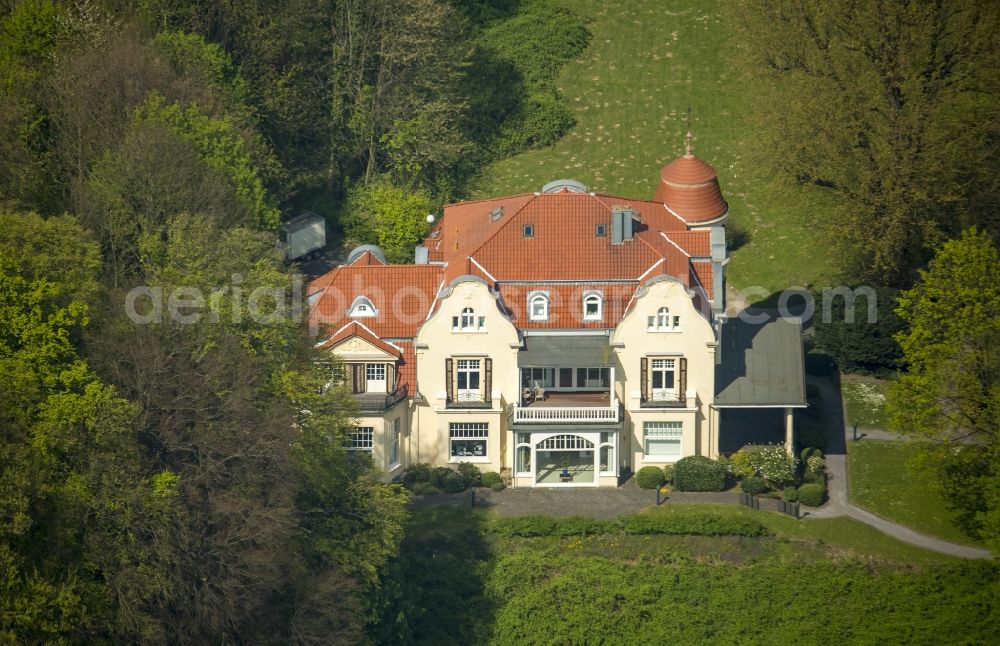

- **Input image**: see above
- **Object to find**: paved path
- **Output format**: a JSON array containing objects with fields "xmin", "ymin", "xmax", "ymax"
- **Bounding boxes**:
[{"xmin": 806, "ymin": 374, "xmax": 992, "ymax": 560}]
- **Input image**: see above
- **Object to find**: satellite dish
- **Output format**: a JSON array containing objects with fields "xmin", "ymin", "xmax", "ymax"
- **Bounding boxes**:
[{"xmin": 426, "ymin": 214, "xmax": 435, "ymax": 224}]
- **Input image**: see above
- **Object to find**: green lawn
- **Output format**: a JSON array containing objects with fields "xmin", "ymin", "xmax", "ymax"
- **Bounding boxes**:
[
  {"xmin": 849, "ymin": 440, "xmax": 983, "ymax": 547},
  {"xmin": 841, "ymin": 377, "xmax": 892, "ymax": 429},
  {"xmin": 468, "ymin": 0, "xmax": 843, "ymax": 292}
]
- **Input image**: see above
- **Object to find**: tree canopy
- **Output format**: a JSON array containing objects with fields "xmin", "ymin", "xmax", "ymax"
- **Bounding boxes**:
[{"xmin": 887, "ymin": 228, "xmax": 1000, "ymax": 550}]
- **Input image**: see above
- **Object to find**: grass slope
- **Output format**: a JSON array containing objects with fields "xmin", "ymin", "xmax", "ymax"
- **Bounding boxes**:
[
  {"xmin": 849, "ymin": 440, "xmax": 983, "ymax": 547},
  {"xmin": 468, "ymin": 0, "xmax": 842, "ymax": 292},
  {"xmin": 378, "ymin": 505, "xmax": 996, "ymax": 644}
]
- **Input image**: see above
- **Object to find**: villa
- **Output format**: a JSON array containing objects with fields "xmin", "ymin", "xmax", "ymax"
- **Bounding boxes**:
[{"xmin": 307, "ymin": 136, "xmax": 806, "ymax": 487}]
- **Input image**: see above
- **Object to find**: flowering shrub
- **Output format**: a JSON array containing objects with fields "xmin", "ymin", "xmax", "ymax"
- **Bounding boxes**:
[
  {"xmin": 805, "ymin": 455, "xmax": 826, "ymax": 479},
  {"xmin": 757, "ymin": 445, "xmax": 797, "ymax": 486}
]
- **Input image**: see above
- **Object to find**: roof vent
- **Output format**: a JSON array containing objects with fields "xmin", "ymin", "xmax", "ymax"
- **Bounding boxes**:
[
  {"xmin": 489, "ymin": 206, "xmax": 504, "ymax": 222},
  {"xmin": 541, "ymin": 179, "xmax": 588, "ymax": 194}
]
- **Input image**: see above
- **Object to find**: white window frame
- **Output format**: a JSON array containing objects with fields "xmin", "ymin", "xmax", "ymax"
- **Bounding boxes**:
[
  {"xmin": 388, "ymin": 418, "xmax": 400, "ymax": 468},
  {"xmin": 450, "ymin": 422, "xmax": 489, "ymax": 462},
  {"xmin": 366, "ymin": 363, "xmax": 387, "ymax": 393},
  {"xmin": 349, "ymin": 296, "xmax": 377, "ymax": 318},
  {"xmin": 648, "ymin": 306, "xmax": 680, "ymax": 331},
  {"xmin": 582, "ymin": 291, "xmax": 603, "ymax": 321},
  {"xmin": 528, "ymin": 291, "xmax": 549, "ymax": 321},
  {"xmin": 348, "ymin": 426, "xmax": 374, "ymax": 452},
  {"xmin": 599, "ymin": 431, "xmax": 617, "ymax": 475},
  {"xmin": 644, "ymin": 422, "xmax": 682, "ymax": 460},
  {"xmin": 456, "ymin": 359, "xmax": 482, "ymax": 402},
  {"xmin": 650, "ymin": 358, "xmax": 678, "ymax": 401},
  {"xmin": 515, "ymin": 432, "xmax": 532, "ymax": 475}
]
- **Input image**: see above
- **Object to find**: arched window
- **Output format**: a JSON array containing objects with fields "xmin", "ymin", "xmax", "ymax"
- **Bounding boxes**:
[
  {"xmin": 583, "ymin": 291, "xmax": 603, "ymax": 321},
  {"xmin": 461, "ymin": 307, "xmax": 475, "ymax": 329},
  {"xmin": 528, "ymin": 292, "xmax": 549, "ymax": 321}
]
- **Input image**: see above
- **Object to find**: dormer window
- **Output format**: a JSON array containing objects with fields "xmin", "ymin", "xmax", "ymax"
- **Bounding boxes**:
[
  {"xmin": 349, "ymin": 296, "xmax": 377, "ymax": 318},
  {"xmin": 452, "ymin": 307, "xmax": 485, "ymax": 332},
  {"xmin": 583, "ymin": 291, "xmax": 603, "ymax": 321},
  {"xmin": 528, "ymin": 292, "xmax": 549, "ymax": 321},
  {"xmin": 647, "ymin": 306, "xmax": 679, "ymax": 331}
]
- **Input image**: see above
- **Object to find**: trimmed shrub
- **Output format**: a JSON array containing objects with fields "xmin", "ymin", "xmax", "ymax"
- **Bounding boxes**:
[
  {"xmin": 490, "ymin": 481, "xmax": 506, "ymax": 492},
  {"xmin": 800, "ymin": 447, "xmax": 824, "ymax": 462},
  {"xmin": 428, "ymin": 466, "xmax": 454, "ymax": 489},
  {"xmin": 441, "ymin": 470, "xmax": 467, "ymax": 493},
  {"xmin": 765, "ymin": 490, "xmax": 783, "ymax": 499},
  {"xmin": 798, "ymin": 483, "xmax": 826, "ymax": 507},
  {"xmin": 635, "ymin": 466, "xmax": 665, "ymax": 489},
  {"xmin": 402, "ymin": 462, "xmax": 432, "ymax": 486},
  {"xmin": 783, "ymin": 486, "xmax": 799, "ymax": 502},
  {"xmin": 482, "ymin": 471, "xmax": 503, "ymax": 488},
  {"xmin": 729, "ymin": 450, "xmax": 758, "ymax": 478},
  {"xmin": 673, "ymin": 456, "xmax": 727, "ymax": 492},
  {"xmin": 662, "ymin": 464, "xmax": 675, "ymax": 483},
  {"xmin": 457, "ymin": 462, "xmax": 483, "ymax": 488},
  {"xmin": 741, "ymin": 476, "xmax": 768, "ymax": 496},
  {"xmin": 412, "ymin": 482, "xmax": 442, "ymax": 496},
  {"xmin": 622, "ymin": 514, "xmax": 769, "ymax": 537}
]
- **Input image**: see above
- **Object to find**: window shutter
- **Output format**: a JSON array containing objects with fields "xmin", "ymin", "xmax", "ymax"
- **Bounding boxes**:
[
  {"xmin": 445, "ymin": 358, "xmax": 454, "ymax": 403},
  {"xmin": 387, "ymin": 363, "xmax": 396, "ymax": 393},
  {"xmin": 679, "ymin": 358, "xmax": 688, "ymax": 403},
  {"xmin": 351, "ymin": 364, "xmax": 364, "ymax": 394},
  {"xmin": 484, "ymin": 358, "xmax": 493, "ymax": 404},
  {"xmin": 640, "ymin": 357, "xmax": 648, "ymax": 401}
]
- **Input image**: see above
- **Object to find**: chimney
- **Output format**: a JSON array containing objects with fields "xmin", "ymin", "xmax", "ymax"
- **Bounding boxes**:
[{"xmin": 611, "ymin": 207, "xmax": 635, "ymax": 244}]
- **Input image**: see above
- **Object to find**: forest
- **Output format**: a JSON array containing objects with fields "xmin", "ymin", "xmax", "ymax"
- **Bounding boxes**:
[{"xmin": 1, "ymin": 0, "xmax": 999, "ymax": 643}]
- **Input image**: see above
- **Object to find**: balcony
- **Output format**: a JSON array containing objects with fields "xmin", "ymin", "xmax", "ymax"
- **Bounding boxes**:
[
  {"xmin": 445, "ymin": 392, "xmax": 493, "ymax": 410},
  {"xmin": 354, "ymin": 384, "xmax": 408, "ymax": 412},
  {"xmin": 512, "ymin": 391, "xmax": 621, "ymax": 424},
  {"xmin": 639, "ymin": 392, "xmax": 687, "ymax": 408}
]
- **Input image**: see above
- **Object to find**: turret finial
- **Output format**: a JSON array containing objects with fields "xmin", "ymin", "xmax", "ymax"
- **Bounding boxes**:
[{"xmin": 684, "ymin": 131, "xmax": 694, "ymax": 157}]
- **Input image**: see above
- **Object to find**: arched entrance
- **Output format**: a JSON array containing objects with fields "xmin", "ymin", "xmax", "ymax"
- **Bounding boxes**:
[{"xmin": 534, "ymin": 434, "xmax": 596, "ymax": 486}]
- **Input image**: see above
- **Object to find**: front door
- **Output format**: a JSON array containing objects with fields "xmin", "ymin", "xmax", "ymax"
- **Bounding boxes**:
[{"xmin": 366, "ymin": 363, "xmax": 386, "ymax": 393}]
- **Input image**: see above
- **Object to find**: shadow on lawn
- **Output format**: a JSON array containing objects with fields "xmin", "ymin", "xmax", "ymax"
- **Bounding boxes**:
[{"xmin": 374, "ymin": 505, "xmax": 496, "ymax": 645}]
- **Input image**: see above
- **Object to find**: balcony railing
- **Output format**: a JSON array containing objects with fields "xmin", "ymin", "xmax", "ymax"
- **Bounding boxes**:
[
  {"xmin": 639, "ymin": 392, "xmax": 687, "ymax": 408},
  {"xmin": 355, "ymin": 384, "xmax": 408, "ymax": 412},
  {"xmin": 512, "ymin": 403, "xmax": 620, "ymax": 424}
]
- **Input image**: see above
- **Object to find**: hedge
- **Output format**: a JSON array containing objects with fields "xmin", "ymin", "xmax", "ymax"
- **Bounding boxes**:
[
  {"xmin": 635, "ymin": 466, "xmax": 665, "ymax": 489},
  {"xmin": 673, "ymin": 456, "xmax": 727, "ymax": 491},
  {"xmin": 621, "ymin": 514, "xmax": 769, "ymax": 537},
  {"xmin": 489, "ymin": 514, "xmax": 770, "ymax": 538},
  {"xmin": 741, "ymin": 476, "xmax": 768, "ymax": 496}
]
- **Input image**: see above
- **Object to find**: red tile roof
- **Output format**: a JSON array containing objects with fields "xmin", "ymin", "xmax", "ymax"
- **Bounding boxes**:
[
  {"xmin": 309, "ymin": 264, "xmax": 443, "ymax": 339},
  {"xmin": 653, "ymin": 153, "xmax": 729, "ymax": 223},
  {"xmin": 661, "ymin": 231, "xmax": 712, "ymax": 257},
  {"xmin": 318, "ymin": 320, "xmax": 401, "ymax": 357}
]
